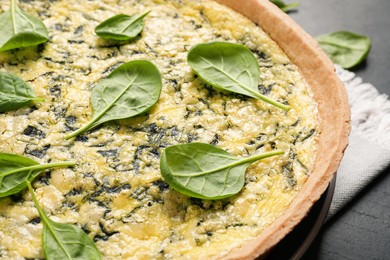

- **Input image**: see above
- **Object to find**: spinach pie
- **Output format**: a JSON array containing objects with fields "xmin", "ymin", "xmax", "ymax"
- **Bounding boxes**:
[{"xmin": 0, "ymin": 0, "xmax": 350, "ymax": 259}]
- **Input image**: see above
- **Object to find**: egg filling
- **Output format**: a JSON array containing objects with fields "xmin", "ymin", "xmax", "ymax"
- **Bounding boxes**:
[{"xmin": 0, "ymin": 0, "xmax": 318, "ymax": 259}]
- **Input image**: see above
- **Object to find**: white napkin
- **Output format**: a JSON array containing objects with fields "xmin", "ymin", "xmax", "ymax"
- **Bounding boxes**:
[{"xmin": 327, "ymin": 66, "xmax": 390, "ymax": 218}]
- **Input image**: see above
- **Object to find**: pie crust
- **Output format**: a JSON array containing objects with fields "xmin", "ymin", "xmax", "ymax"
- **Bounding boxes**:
[
  {"xmin": 0, "ymin": 0, "xmax": 350, "ymax": 258},
  {"xmin": 214, "ymin": 0, "xmax": 351, "ymax": 258}
]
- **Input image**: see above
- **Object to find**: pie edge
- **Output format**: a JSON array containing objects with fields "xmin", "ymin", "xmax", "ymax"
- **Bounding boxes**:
[{"xmin": 213, "ymin": 0, "xmax": 351, "ymax": 258}]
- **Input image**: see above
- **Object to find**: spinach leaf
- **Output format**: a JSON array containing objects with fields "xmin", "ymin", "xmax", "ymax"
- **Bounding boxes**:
[
  {"xmin": 187, "ymin": 42, "xmax": 290, "ymax": 110},
  {"xmin": 0, "ymin": 153, "xmax": 75, "ymax": 198},
  {"xmin": 26, "ymin": 181, "xmax": 101, "ymax": 260},
  {"xmin": 316, "ymin": 31, "xmax": 371, "ymax": 69},
  {"xmin": 0, "ymin": 0, "xmax": 49, "ymax": 52},
  {"xmin": 160, "ymin": 143, "xmax": 284, "ymax": 200},
  {"xmin": 65, "ymin": 60, "xmax": 162, "ymax": 139},
  {"xmin": 95, "ymin": 11, "xmax": 150, "ymax": 41},
  {"xmin": 270, "ymin": 0, "xmax": 300, "ymax": 13},
  {"xmin": 0, "ymin": 71, "xmax": 44, "ymax": 112}
]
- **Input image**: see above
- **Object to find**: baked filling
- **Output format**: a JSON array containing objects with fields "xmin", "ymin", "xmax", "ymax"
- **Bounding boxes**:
[{"xmin": 0, "ymin": 0, "xmax": 318, "ymax": 258}]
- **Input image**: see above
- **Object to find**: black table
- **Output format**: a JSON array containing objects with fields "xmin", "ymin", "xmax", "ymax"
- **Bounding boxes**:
[{"xmin": 287, "ymin": 1, "xmax": 390, "ymax": 259}]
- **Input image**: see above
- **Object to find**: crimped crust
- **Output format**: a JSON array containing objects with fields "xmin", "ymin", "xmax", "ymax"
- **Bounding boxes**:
[{"xmin": 214, "ymin": 0, "xmax": 351, "ymax": 258}]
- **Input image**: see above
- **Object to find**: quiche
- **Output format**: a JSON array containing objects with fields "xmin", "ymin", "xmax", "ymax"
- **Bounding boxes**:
[{"xmin": 0, "ymin": 0, "xmax": 349, "ymax": 259}]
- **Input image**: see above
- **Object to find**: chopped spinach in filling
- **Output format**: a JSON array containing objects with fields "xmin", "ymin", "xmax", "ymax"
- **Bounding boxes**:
[{"xmin": 0, "ymin": 0, "xmax": 317, "ymax": 258}]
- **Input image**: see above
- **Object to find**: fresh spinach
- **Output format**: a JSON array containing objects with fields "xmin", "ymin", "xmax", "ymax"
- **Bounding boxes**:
[
  {"xmin": 270, "ymin": 0, "xmax": 300, "ymax": 13},
  {"xmin": 0, "ymin": 154, "xmax": 99, "ymax": 259},
  {"xmin": 160, "ymin": 143, "xmax": 284, "ymax": 200},
  {"xmin": 316, "ymin": 31, "xmax": 371, "ymax": 69},
  {"xmin": 0, "ymin": 153, "xmax": 75, "ymax": 198},
  {"xmin": 95, "ymin": 11, "xmax": 150, "ymax": 41},
  {"xmin": 187, "ymin": 42, "xmax": 290, "ymax": 110},
  {"xmin": 0, "ymin": 71, "xmax": 44, "ymax": 112},
  {"xmin": 65, "ymin": 60, "xmax": 162, "ymax": 139},
  {"xmin": 26, "ymin": 181, "xmax": 101, "ymax": 260},
  {"xmin": 0, "ymin": 0, "xmax": 49, "ymax": 51}
]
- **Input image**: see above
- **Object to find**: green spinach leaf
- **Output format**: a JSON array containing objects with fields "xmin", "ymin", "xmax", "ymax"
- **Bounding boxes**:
[
  {"xmin": 0, "ymin": 153, "xmax": 75, "ymax": 198},
  {"xmin": 0, "ymin": 71, "xmax": 43, "ymax": 112},
  {"xmin": 270, "ymin": 0, "xmax": 300, "ymax": 13},
  {"xmin": 316, "ymin": 31, "xmax": 371, "ymax": 69},
  {"xmin": 160, "ymin": 143, "xmax": 284, "ymax": 200},
  {"xmin": 65, "ymin": 60, "xmax": 162, "ymax": 139},
  {"xmin": 187, "ymin": 42, "xmax": 290, "ymax": 110},
  {"xmin": 0, "ymin": 0, "xmax": 49, "ymax": 52},
  {"xmin": 26, "ymin": 181, "xmax": 101, "ymax": 260},
  {"xmin": 95, "ymin": 11, "xmax": 150, "ymax": 41}
]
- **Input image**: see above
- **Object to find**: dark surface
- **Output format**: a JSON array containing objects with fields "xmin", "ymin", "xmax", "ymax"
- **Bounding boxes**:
[
  {"xmin": 287, "ymin": 1, "xmax": 390, "ymax": 259},
  {"xmin": 267, "ymin": 177, "xmax": 336, "ymax": 259}
]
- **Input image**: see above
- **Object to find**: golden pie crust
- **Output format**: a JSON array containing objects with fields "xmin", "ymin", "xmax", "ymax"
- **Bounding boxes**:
[
  {"xmin": 0, "ymin": 0, "xmax": 349, "ymax": 258},
  {"xmin": 214, "ymin": 0, "xmax": 351, "ymax": 258}
]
